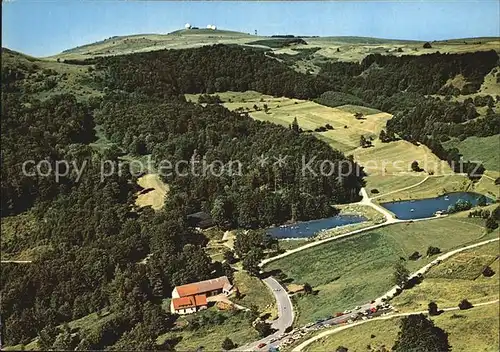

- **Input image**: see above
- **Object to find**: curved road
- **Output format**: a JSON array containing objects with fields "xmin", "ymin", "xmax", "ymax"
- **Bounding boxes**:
[
  {"xmin": 292, "ymin": 299, "xmax": 500, "ymax": 351},
  {"xmin": 235, "ymin": 277, "xmax": 293, "ymax": 351}
]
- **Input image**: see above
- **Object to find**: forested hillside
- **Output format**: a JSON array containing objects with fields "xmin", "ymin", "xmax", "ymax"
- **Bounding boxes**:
[{"xmin": 1, "ymin": 43, "xmax": 499, "ymax": 349}]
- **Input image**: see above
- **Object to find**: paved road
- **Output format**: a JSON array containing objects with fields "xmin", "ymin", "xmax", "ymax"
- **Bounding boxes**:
[
  {"xmin": 235, "ymin": 277, "xmax": 293, "ymax": 351},
  {"xmin": 292, "ymin": 299, "xmax": 500, "ymax": 351},
  {"xmin": 263, "ymin": 277, "xmax": 294, "ymax": 332}
]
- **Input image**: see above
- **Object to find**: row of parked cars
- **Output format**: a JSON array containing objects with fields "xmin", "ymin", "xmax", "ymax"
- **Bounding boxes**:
[{"xmin": 274, "ymin": 302, "xmax": 394, "ymax": 350}]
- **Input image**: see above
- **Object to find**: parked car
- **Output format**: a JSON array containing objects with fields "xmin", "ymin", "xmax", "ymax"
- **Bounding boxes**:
[
  {"xmin": 335, "ymin": 312, "xmax": 343, "ymax": 317},
  {"xmin": 258, "ymin": 343, "xmax": 267, "ymax": 349}
]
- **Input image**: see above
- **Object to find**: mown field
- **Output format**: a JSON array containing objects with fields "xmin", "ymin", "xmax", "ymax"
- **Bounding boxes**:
[
  {"xmin": 264, "ymin": 214, "xmax": 497, "ymax": 326},
  {"xmin": 186, "ymin": 91, "xmax": 392, "ymax": 153},
  {"xmin": 135, "ymin": 173, "xmax": 169, "ymax": 210},
  {"xmin": 304, "ymin": 303, "xmax": 499, "ymax": 352},
  {"xmin": 392, "ymin": 241, "xmax": 499, "ymax": 311}
]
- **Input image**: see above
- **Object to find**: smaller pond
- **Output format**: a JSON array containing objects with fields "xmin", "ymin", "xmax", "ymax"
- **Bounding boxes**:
[
  {"xmin": 267, "ymin": 214, "xmax": 367, "ymax": 239},
  {"xmin": 381, "ymin": 192, "xmax": 494, "ymax": 220}
]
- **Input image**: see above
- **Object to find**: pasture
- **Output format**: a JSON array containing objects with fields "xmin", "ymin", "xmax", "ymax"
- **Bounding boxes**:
[
  {"xmin": 156, "ymin": 308, "xmax": 258, "ymax": 351},
  {"xmin": 392, "ymin": 241, "xmax": 499, "ymax": 311},
  {"xmin": 304, "ymin": 303, "xmax": 499, "ymax": 352},
  {"xmin": 186, "ymin": 91, "xmax": 392, "ymax": 153},
  {"xmin": 264, "ymin": 214, "xmax": 496, "ymax": 326},
  {"xmin": 444, "ymin": 135, "xmax": 500, "ymax": 172}
]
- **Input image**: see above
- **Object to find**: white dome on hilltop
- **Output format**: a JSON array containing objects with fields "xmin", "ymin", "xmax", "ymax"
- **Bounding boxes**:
[
  {"xmin": 185, "ymin": 23, "xmax": 191, "ymax": 29},
  {"xmin": 211, "ymin": 25, "xmax": 217, "ymax": 30},
  {"xmin": 206, "ymin": 24, "xmax": 212, "ymax": 29}
]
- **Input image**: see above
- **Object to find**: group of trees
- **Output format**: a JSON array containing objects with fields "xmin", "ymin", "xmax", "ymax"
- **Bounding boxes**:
[
  {"xmin": 1, "ymin": 93, "xmax": 97, "ymax": 215},
  {"xmin": 468, "ymin": 205, "xmax": 499, "ymax": 231},
  {"xmin": 95, "ymin": 45, "xmax": 328, "ymax": 99},
  {"xmin": 233, "ymin": 230, "xmax": 278, "ymax": 276}
]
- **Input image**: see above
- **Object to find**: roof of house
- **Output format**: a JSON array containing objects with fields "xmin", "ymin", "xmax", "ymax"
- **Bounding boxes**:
[
  {"xmin": 172, "ymin": 294, "xmax": 208, "ymax": 310},
  {"xmin": 175, "ymin": 276, "xmax": 232, "ymax": 297},
  {"xmin": 187, "ymin": 211, "xmax": 214, "ymax": 229}
]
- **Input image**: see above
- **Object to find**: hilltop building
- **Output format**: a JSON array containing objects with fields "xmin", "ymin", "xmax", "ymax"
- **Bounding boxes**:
[{"xmin": 170, "ymin": 276, "xmax": 233, "ymax": 315}]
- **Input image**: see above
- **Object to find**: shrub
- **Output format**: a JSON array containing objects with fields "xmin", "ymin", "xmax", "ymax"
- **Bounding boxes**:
[
  {"xmin": 426, "ymin": 246, "xmax": 441, "ymax": 256},
  {"xmin": 411, "ymin": 161, "xmax": 422, "ymax": 172},
  {"xmin": 482, "ymin": 266, "xmax": 495, "ymax": 277},
  {"xmin": 423, "ymin": 42, "xmax": 432, "ymax": 48},
  {"xmin": 485, "ymin": 217, "xmax": 499, "ymax": 231},
  {"xmin": 222, "ymin": 337, "xmax": 236, "ymax": 350},
  {"xmin": 408, "ymin": 251, "xmax": 421, "ymax": 261},
  {"xmin": 428, "ymin": 301, "xmax": 439, "ymax": 316},
  {"xmin": 370, "ymin": 189, "xmax": 380, "ymax": 194},
  {"xmin": 458, "ymin": 299, "xmax": 473, "ymax": 310}
]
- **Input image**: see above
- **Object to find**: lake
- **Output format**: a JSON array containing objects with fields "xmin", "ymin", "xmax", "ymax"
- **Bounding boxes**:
[
  {"xmin": 268, "ymin": 214, "xmax": 367, "ymax": 239},
  {"xmin": 381, "ymin": 192, "xmax": 494, "ymax": 220}
]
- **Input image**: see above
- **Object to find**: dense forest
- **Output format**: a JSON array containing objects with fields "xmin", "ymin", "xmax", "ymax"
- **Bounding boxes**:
[
  {"xmin": 1, "ymin": 43, "xmax": 499, "ymax": 348},
  {"xmin": 95, "ymin": 94, "xmax": 363, "ymax": 228}
]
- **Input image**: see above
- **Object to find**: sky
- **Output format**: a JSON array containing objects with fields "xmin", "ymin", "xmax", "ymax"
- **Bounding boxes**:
[{"xmin": 2, "ymin": 0, "xmax": 499, "ymax": 57}]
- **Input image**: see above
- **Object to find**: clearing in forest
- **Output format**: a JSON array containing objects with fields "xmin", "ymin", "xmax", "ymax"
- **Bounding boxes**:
[
  {"xmin": 135, "ymin": 174, "xmax": 169, "ymax": 210},
  {"xmin": 186, "ymin": 91, "xmax": 392, "ymax": 153}
]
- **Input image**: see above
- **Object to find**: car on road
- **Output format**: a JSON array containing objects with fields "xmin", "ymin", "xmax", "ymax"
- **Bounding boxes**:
[
  {"xmin": 269, "ymin": 338, "xmax": 278, "ymax": 343},
  {"xmin": 258, "ymin": 342, "xmax": 267, "ymax": 349},
  {"xmin": 335, "ymin": 312, "xmax": 343, "ymax": 317},
  {"xmin": 354, "ymin": 306, "xmax": 361, "ymax": 310}
]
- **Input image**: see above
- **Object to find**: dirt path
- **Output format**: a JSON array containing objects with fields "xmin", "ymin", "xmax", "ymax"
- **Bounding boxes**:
[{"xmin": 292, "ymin": 299, "xmax": 499, "ymax": 351}]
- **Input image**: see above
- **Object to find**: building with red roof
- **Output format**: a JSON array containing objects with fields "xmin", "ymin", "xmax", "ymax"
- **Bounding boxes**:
[{"xmin": 170, "ymin": 276, "xmax": 233, "ymax": 315}]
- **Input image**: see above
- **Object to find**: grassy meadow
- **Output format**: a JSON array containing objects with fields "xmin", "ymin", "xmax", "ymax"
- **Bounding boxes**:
[
  {"xmin": 233, "ymin": 271, "xmax": 277, "ymax": 318},
  {"xmin": 264, "ymin": 214, "xmax": 497, "ymax": 326},
  {"xmin": 373, "ymin": 174, "xmax": 472, "ymax": 203},
  {"xmin": 392, "ymin": 241, "xmax": 499, "ymax": 312},
  {"xmin": 304, "ymin": 303, "xmax": 499, "ymax": 352},
  {"xmin": 186, "ymin": 91, "xmax": 392, "ymax": 153},
  {"xmin": 444, "ymin": 135, "xmax": 500, "ymax": 172},
  {"xmin": 156, "ymin": 308, "xmax": 258, "ymax": 351}
]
